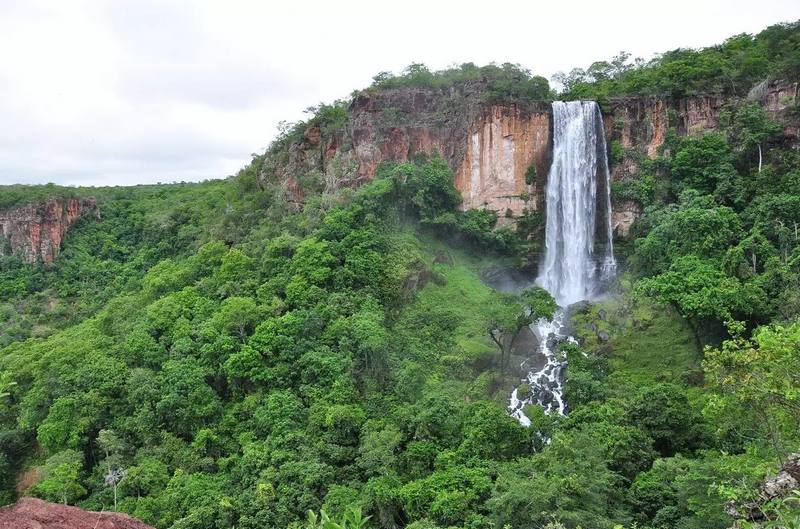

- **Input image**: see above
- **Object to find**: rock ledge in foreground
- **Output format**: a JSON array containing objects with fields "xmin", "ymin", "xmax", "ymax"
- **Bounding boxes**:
[{"xmin": 0, "ymin": 497, "xmax": 154, "ymax": 529}]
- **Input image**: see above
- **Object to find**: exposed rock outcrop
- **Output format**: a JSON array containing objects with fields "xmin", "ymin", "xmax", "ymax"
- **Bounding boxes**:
[
  {"xmin": 605, "ymin": 94, "xmax": 729, "ymax": 166},
  {"xmin": 726, "ymin": 453, "xmax": 800, "ymax": 527},
  {"xmin": 0, "ymin": 197, "xmax": 97, "ymax": 264},
  {"xmin": 0, "ymin": 497, "xmax": 153, "ymax": 529},
  {"xmin": 603, "ymin": 79, "xmax": 798, "ymax": 234},
  {"xmin": 262, "ymin": 85, "xmax": 552, "ymax": 222},
  {"xmin": 749, "ymin": 78, "xmax": 800, "ymax": 141},
  {"xmin": 345, "ymin": 87, "xmax": 551, "ymax": 221},
  {"xmin": 611, "ymin": 199, "xmax": 643, "ymax": 238},
  {"xmin": 267, "ymin": 80, "xmax": 799, "ymax": 238},
  {"xmin": 455, "ymin": 105, "xmax": 549, "ymax": 220}
]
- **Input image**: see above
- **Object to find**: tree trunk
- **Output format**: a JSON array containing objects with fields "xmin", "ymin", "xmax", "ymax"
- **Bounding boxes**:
[{"xmin": 489, "ymin": 329, "xmax": 506, "ymax": 375}]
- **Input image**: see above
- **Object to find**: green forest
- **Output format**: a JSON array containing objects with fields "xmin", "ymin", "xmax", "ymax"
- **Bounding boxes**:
[{"xmin": 1, "ymin": 21, "xmax": 800, "ymax": 529}]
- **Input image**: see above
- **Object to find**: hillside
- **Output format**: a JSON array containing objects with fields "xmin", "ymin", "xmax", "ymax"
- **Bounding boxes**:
[{"xmin": 1, "ymin": 21, "xmax": 800, "ymax": 529}]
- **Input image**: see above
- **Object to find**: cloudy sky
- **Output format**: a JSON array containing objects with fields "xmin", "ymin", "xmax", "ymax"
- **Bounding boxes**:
[{"xmin": 1, "ymin": 0, "xmax": 798, "ymax": 187}]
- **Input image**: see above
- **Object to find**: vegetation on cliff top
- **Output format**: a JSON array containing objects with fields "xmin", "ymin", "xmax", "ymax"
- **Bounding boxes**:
[
  {"xmin": 558, "ymin": 21, "xmax": 800, "ymax": 100},
  {"xmin": 367, "ymin": 62, "xmax": 552, "ymax": 103},
  {"xmin": 0, "ymin": 184, "xmax": 84, "ymax": 211}
]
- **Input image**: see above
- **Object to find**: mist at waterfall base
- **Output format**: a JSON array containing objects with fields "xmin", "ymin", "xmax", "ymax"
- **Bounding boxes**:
[{"xmin": 508, "ymin": 101, "xmax": 616, "ymax": 427}]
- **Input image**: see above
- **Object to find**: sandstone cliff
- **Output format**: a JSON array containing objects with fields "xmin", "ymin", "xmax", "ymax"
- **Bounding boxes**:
[
  {"xmin": 264, "ymin": 85, "xmax": 552, "ymax": 223},
  {"xmin": 266, "ymin": 79, "xmax": 799, "ymax": 236},
  {"xmin": 348, "ymin": 89, "xmax": 552, "ymax": 220},
  {"xmin": 603, "ymin": 79, "xmax": 799, "ymax": 236},
  {"xmin": 0, "ymin": 197, "xmax": 98, "ymax": 264}
]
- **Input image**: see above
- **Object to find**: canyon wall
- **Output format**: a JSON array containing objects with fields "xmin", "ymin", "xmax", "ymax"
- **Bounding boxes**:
[
  {"xmin": 277, "ymin": 78, "xmax": 797, "ymax": 238},
  {"xmin": 603, "ymin": 79, "xmax": 798, "ymax": 236},
  {"xmin": 272, "ymin": 86, "xmax": 552, "ymax": 222},
  {"xmin": 0, "ymin": 197, "xmax": 98, "ymax": 264},
  {"xmin": 346, "ymin": 88, "xmax": 552, "ymax": 222}
]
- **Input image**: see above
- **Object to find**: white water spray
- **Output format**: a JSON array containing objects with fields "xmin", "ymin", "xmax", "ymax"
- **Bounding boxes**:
[
  {"xmin": 508, "ymin": 101, "xmax": 616, "ymax": 423},
  {"xmin": 538, "ymin": 101, "xmax": 616, "ymax": 305}
]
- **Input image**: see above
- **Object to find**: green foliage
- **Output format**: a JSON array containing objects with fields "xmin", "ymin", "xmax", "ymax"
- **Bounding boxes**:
[
  {"xmin": 488, "ymin": 430, "xmax": 629, "ymax": 529},
  {"xmin": 0, "ymin": 184, "xmax": 81, "ymax": 210},
  {"xmin": 370, "ymin": 62, "xmax": 551, "ymax": 103},
  {"xmin": 33, "ymin": 450, "xmax": 86, "ymax": 504},
  {"xmin": 625, "ymin": 383, "xmax": 708, "ymax": 457},
  {"xmin": 305, "ymin": 506, "xmax": 370, "ymax": 529},
  {"xmin": 703, "ymin": 320, "xmax": 800, "ymax": 458},
  {"xmin": 637, "ymin": 255, "xmax": 764, "ymax": 338},
  {"xmin": 524, "ymin": 164, "xmax": 537, "ymax": 186},
  {"xmin": 375, "ymin": 157, "xmax": 522, "ymax": 254},
  {"xmin": 720, "ymin": 102, "xmax": 782, "ymax": 170},
  {"xmin": 484, "ymin": 287, "xmax": 556, "ymax": 375},
  {"xmin": 0, "ymin": 181, "xmax": 231, "ymax": 346},
  {"xmin": 0, "ymin": 156, "xmax": 544, "ymax": 525},
  {"xmin": 559, "ymin": 22, "xmax": 800, "ymax": 99},
  {"xmin": 609, "ymin": 139, "xmax": 624, "ymax": 165},
  {"xmin": 521, "ymin": 286, "xmax": 558, "ymax": 321},
  {"xmin": 628, "ymin": 452, "xmax": 769, "ymax": 529},
  {"xmin": 633, "ymin": 198, "xmax": 743, "ymax": 275}
]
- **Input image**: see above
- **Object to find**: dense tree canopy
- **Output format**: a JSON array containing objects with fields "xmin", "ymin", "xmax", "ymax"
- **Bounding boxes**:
[{"xmin": 558, "ymin": 21, "xmax": 800, "ymax": 100}]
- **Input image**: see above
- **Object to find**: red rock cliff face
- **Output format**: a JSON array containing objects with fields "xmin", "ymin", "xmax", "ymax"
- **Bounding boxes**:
[
  {"xmin": 0, "ymin": 197, "xmax": 98, "ymax": 264},
  {"xmin": 300, "ymin": 87, "xmax": 553, "ymax": 222},
  {"xmin": 455, "ymin": 105, "xmax": 550, "ymax": 222},
  {"xmin": 603, "ymin": 79, "xmax": 799, "ymax": 237},
  {"xmin": 269, "ymin": 81, "xmax": 798, "ymax": 236},
  {"xmin": 603, "ymin": 94, "xmax": 728, "ymax": 237},
  {"xmin": 750, "ymin": 78, "xmax": 800, "ymax": 140},
  {"xmin": 604, "ymin": 94, "xmax": 729, "ymax": 180},
  {"xmin": 605, "ymin": 79, "xmax": 800, "ymax": 176}
]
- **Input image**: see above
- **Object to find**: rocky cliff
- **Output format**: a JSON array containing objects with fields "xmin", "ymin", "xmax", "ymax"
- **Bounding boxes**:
[
  {"xmin": 266, "ymin": 85, "xmax": 552, "ymax": 223},
  {"xmin": 603, "ymin": 79, "xmax": 798, "ymax": 236},
  {"xmin": 348, "ymin": 90, "xmax": 552, "ymax": 220},
  {"xmin": 605, "ymin": 79, "xmax": 799, "ymax": 175},
  {"xmin": 0, "ymin": 197, "xmax": 98, "ymax": 264},
  {"xmin": 271, "ymin": 78, "xmax": 798, "ymax": 237}
]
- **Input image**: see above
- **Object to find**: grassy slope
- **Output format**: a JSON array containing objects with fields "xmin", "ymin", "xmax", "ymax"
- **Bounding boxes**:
[
  {"xmin": 407, "ymin": 236, "xmax": 705, "ymax": 412},
  {"xmin": 393, "ymin": 235, "xmax": 519, "ymax": 402},
  {"xmin": 571, "ymin": 275, "xmax": 705, "ymax": 402}
]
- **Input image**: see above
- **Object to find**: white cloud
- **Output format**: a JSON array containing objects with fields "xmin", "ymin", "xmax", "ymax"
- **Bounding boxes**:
[{"xmin": 0, "ymin": 0, "xmax": 798, "ymax": 186}]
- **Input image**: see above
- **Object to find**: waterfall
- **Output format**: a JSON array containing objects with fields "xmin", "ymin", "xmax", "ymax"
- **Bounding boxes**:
[
  {"xmin": 537, "ymin": 101, "xmax": 616, "ymax": 305},
  {"xmin": 508, "ymin": 100, "xmax": 616, "ymax": 423}
]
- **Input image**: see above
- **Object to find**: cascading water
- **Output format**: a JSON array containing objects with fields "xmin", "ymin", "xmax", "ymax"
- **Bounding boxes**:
[
  {"xmin": 508, "ymin": 101, "xmax": 616, "ymax": 424},
  {"xmin": 538, "ymin": 101, "xmax": 616, "ymax": 306}
]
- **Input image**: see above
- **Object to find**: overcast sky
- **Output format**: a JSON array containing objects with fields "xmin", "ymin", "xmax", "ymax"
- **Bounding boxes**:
[{"xmin": 1, "ymin": 0, "xmax": 798, "ymax": 187}]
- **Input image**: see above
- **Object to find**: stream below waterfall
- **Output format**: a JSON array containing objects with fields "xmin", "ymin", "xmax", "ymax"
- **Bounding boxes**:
[{"xmin": 508, "ymin": 309, "xmax": 573, "ymax": 424}]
